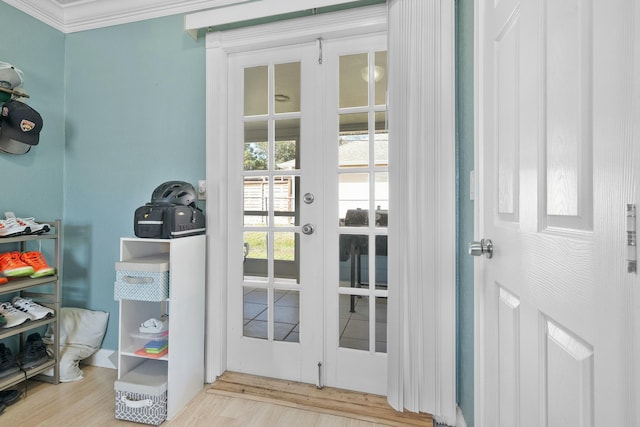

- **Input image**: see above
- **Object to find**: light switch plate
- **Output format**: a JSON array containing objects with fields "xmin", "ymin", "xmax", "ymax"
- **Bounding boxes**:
[{"xmin": 198, "ymin": 179, "xmax": 206, "ymax": 200}]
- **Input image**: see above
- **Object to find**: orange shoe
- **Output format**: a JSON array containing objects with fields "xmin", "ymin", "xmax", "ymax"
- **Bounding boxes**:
[
  {"xmin": 0, "ymin": 277, "xmax": 7, "ymax": 285},
  {"xmin": 20, "ymin": 251, "xmax": 55, "ymax": 278},
  {"xmin": 0, "ymin": 251, "xmax": 34, "ymax": 277}
]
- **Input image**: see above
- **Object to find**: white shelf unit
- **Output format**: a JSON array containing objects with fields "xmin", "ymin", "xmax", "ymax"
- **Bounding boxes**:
[
  {"xmin": 116, "ymin": 235, "xmax": 205, "ymax": 420},
  {"xmin": 0, "ymin": 219, "xmax": 62, "ymax": 389}
]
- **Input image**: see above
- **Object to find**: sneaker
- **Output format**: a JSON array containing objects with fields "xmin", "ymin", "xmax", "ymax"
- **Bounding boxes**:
[
  {"xmin": 0, "ymin": 218, "xmax": 29, "ymax": 237},
  {"xmin": 19, "ymin": 251, "xmax": 55, "ymax": 278},
  {"xmin": 0, "ymin": 343, "xmax": 19, "ymax": 378},
  {"xmin": 0, "ymin": 302, "xmax": 31, "ymax": 328},
  {"xmin": 0, "ymin": 277, "xmax": 7, "ymax": 285},
  {"xmin": 12, "ymin": 297, "xmax": 54, "ymax": 320},
  {"xmin": 0, "ymin": 389, "xmax": 21, "ymax": 406},
  {"xmin": 21, "ymin": 333, "xmax": 50, "ymax": 369},
  {"xmin": 0, "ymin": 252, "xmax": 34, "ymax": 277},
  {"xmin": 5, "ymin": 212, "xmax": 49, "ymax": 235},
  {"xmin": 139, "ymin": 317, "xmax": 168, "ymax": 334}
]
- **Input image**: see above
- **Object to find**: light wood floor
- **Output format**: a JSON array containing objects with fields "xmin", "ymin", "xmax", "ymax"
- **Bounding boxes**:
[{"xmin": 0, "ymin": 366, "xmax": 425, "ymax": 426}]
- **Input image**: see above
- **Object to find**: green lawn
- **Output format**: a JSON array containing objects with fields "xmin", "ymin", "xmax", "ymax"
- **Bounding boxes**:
[{"xmin": 244, "ymin": 231, "xmax": 296, "ymax": 260}]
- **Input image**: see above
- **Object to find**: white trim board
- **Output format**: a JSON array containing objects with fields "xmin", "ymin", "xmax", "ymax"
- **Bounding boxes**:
[
  {"xmin": 3, "ymin": 0, "xmax": 244, "ymax": 33},
  {"xmin": 3, "ymin": 0, "xmax": 381, "ymax": 34}
]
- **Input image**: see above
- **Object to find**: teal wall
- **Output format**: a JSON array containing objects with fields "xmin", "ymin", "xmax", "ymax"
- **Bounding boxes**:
[
  {"xmin": 62, "ymin": 16, "xmax": 206, "ymax": 350},
  {"xmin": 0, "ymin": 4, "xmax": 65, "ymax": 219},
  {"xmin": 0, "ymin": 4, "xmax": 205, "ymax": 351},
  {"xmin": 456, "ymin": 0, "xmax": 475, "ymax": 425}
]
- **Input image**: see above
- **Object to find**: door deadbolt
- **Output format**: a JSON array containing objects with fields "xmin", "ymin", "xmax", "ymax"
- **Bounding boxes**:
[
  {"xmin": 469, "ymin": 239, "xmax": 493, "ymax": 259},
  {"xmin": 302, "ymin": 223, "xmax": 315, "ymax": 235},
  {"xmin": 303, "ymin": 193, "xmax": 315, "ymax": 204}
]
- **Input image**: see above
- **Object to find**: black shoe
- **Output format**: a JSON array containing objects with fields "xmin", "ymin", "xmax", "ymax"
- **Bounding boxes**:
[
  {"xmin": 0, "ymin": 344, "xmax": 19, "ymax": 378},
  {"xmin": 0, "ymin": 389, "xmax": 20, "ymax": 406},
  {"xmin": 20, "ymin": 333, "xmax": 50, "ymax": 369}
]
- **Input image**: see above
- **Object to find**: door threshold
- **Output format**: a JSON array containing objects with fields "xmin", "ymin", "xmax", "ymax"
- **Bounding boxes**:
[{"xmin": 207, "ymin": 371, "xmax": 433, "ymax": 426}]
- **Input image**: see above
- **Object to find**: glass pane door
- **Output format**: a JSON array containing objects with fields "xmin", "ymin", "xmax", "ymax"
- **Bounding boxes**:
[
  {"xmin": 227, "ymin": 44, "xmax": 324, "ymax": 384},
  {"xmin": 324, "ymin": 34, "xmax": 388, "ymax": 395}
]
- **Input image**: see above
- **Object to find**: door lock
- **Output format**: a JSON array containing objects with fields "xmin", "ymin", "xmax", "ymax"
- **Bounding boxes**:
[
  {"xmin": 302, "ymin": 223, "xmax": 315, "ymax": 235},
  {"xmin": 469, "ymin": 239, "xmax": 493, "ymax": 259}
]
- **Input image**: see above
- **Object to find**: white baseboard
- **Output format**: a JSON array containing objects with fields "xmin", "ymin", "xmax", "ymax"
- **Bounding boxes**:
[
  {"xmin": 433, "ymin": 406, "xmax": 468, "ymax": 427},
  {"xmin": 456, "ymin": 405, "xmax": 468, "ymax": 427},
  {"xmin": 82, "ymin": 348, "xmax": 117, "ymax": 370}
]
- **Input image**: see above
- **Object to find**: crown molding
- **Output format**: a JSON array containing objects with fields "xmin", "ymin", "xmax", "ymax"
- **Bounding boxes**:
[{"xmin": 2, "ymin": 0, "xmax": 247, "ymax": 33}]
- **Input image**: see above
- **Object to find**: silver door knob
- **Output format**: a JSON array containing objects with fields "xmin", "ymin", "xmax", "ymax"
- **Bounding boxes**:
[
  {"xmin": 303, "ymin": 193, "xmax": 315, "ymax": 204},
  {"xmin": 302, "ymin": 223, "xmax": 315, "ymax": 235},
  {"xmin": 469, "ymin": 239, "xmax": 493, "ymax": 259}
]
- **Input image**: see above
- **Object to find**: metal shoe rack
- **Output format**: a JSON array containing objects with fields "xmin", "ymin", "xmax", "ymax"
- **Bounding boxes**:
[{"xmin": 0, "ymin": 219, "xmax": 61, "ymax": 390}]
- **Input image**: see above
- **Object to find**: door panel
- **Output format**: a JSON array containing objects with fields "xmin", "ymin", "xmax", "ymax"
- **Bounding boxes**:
[
  {"xmin": 228, "ymin": 44, "xmax": 323, "ymax": 383},
  {"xmin": 324, "ymin": 34, "xmax": 388, "ymax": 395},
  {"xmin": 478, "ymin": 0, "xmax": 632, "ymax": 425}
]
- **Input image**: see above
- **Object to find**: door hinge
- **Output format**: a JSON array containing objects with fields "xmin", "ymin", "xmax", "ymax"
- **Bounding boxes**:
[
  {"xmin": 317, "ymin": 38, "xmax": 323, "ymax": 65},
  {"xmin": 317, "ymin": 361, "xmax": 324, "ymax": 389},
  {"xmin": 626, "ymin": 204, "xmax": 636, "ymax": 273}
]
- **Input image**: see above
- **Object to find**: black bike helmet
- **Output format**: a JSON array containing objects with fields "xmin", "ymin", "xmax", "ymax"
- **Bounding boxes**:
[{"xmin": 151, "ymin": 181, "xmax": 197, "ymax": 206}]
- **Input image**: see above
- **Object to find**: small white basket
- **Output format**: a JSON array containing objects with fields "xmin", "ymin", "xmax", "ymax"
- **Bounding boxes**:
[{"xmin": 114, "ymin": 255, "xmax": 169, "ymax": 302}]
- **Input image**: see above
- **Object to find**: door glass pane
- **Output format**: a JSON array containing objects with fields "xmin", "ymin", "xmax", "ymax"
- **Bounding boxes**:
[
  {"xmin": 339, "ymin": 113, "xmax": 369, "ymax": 168},
  {"xmin": 244, "ymin": 66, "xmax": 268, "ymax": 116},
  {"xmin": 339, "ymin": 294, "xmax": 369, "ymax": 350},
  {"xmin": 375, "ymin": 173, "xmax": 388, "ymax": 227},
  {"xmin": 274, "ymin": 289, "xmax": 299, "ymax": 342},
  {"xmin": 275, "ymin": 62, "xmax": 301, "ymax": 114},
  {"xmin": 340, "ymin": 53, "xmax": 368, "ymax": 108},
  {"xmin": 274, "ymin": 231, "xmax": 299, "ymax": 283},
  {"xmin": 244, "ymin": 121, "xmax": 268, "ymax": 171},
  {"xmin": 374, "ymin": 51, "xmax": 387, "ymax": 106},
  {"xmin": 375, "ymin": 297, "xmax": 387, "ymax": 353},
  {"xmin": 275, "ymin": 118, "xmax": 300, "ymax": 170},
  {"xmin": 273, "ymin": 175, "xmax": 298, "ymax": 227},
  {"xmin": 243, "ymin": 177, "xmax": 269, "ymax": 226},
  {"xmin": 374, "ymin": 111, "xmax": 388, "ymax": 167},
  {"xmin": 339, "ymin": 234, "xmax": 368, "ymax": 289},
  {"xmin": 243, "ymin": 286, "xmax": 268, "ymax": 339},
  {"xmin": 339, "ymin": 173, "xmax": 369, "ymax": 226},
  {"xmin": 243, "ymin": 231, "xmax": 267, "ymax": 282},
  {"xmin": 375, "ymin": 235, "xmax": 387, "ymax": 289}
]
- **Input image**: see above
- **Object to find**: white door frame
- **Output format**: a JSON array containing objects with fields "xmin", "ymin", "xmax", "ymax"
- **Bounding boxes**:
[
  {"xmin": 204, "ymin": 3, "xmax": 456, "ymax": 421},
  {"xmin": 204, "ymin": 2, "xmax": 388, "ymax": 383}
]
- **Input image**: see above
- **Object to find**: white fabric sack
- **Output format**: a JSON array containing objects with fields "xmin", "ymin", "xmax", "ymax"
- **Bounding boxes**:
[{"xmin": 44, "ymin": 307, "xmax": 109, "ymax": 382}]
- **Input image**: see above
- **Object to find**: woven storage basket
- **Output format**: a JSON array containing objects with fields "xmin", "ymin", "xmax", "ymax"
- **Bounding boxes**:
[
  {"xmin": 115, "ymin": 360, "xmax": 167, "ymax": 425},
  {"xmin": 114, "ymin": 255, "xmax": 169, "ymax": 301}
]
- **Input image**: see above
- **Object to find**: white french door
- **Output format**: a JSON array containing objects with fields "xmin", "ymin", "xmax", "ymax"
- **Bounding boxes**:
[
  {"xmin": 227, "ymin": 44, "xmax": 324, "ymax": 384},
  {"xmin": 476, "ymin": 0, "xmax": 636, "ymax": 425},
  {"xmin": 226, "ymin": 33, "xmax": 389, "ymax": 394},
  {"xmin": 322, "ymin": 35, "xmax": 388, "ymax": 394}
]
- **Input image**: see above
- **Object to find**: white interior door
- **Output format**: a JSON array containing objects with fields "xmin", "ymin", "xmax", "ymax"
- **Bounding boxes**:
[
  {"xmin": 476, "ymin": 0, "xmax": 636, "ymax": 425},
  {"xmin": 226, "ymin": 32, "xmax": 388, "ymax": 394}
]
